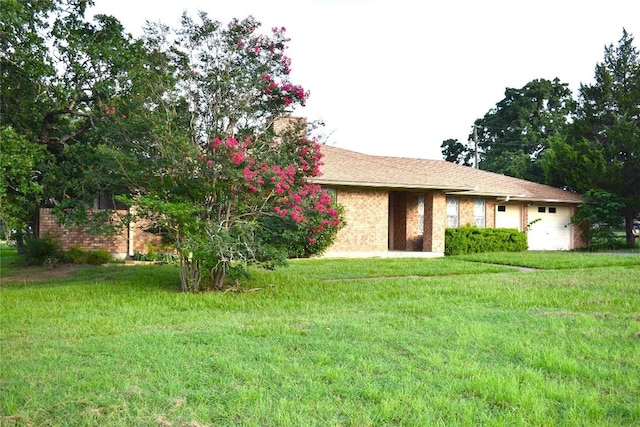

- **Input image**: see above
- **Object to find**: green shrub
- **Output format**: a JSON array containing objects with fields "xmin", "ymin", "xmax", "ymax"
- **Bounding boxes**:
[
  {"xmin": 63, "ymin": 247, "xmax": 112, "ymax": 265},
  {"xmin": 84, "ymin": 249, "xmax": 111, "ymax": 265},
  {"xmin": 445, "ymin": 226, "xmax": 527, "ymax": 255},
  {"xmin": 64, "ymin": 246, "xmax": 87, "ymax": 264},
  {"xmin": 20, "ymin": 236, "xmax": 61, "ymax": 265}
]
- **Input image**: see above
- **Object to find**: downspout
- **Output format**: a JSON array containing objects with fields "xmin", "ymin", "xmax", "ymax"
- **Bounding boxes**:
[{"xmin": 128, "ymin": 207, "xmax": 135, "ymax": 257}]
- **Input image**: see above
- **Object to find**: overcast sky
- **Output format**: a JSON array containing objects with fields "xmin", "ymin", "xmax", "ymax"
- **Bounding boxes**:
[{"xmin": 89, "ymin": 0, "xmax": 640, "ymax": 159}]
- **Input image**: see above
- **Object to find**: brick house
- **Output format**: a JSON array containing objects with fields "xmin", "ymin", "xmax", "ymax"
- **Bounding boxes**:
[
  {"xmin": 39, "ymin": 208, "xmax": 164, "ymax": 259},
  {"xmin": 38, "ymin": 142, "xmax": 587, "ymax": 259},
  {"xmin": 312, "ymin": 145, "xmax": 586, "ymax": 256}
]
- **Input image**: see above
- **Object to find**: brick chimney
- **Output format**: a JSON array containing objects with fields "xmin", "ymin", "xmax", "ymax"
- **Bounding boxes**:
[{"xmin": 272, "ymin": 116, "xmax": 307, "ymax": 137}]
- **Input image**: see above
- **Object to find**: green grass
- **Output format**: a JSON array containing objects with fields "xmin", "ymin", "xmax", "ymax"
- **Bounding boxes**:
[
  {"xmin": 453, "ymin": 250, "xmax": 640, "ymax": 270},
  {"xmin": 0, "ymin": 245, "xmax": 21, "ymax": 275},
  {"xmin": 1, "ymin": 250, "xmax": 639, "ymax": 426}
]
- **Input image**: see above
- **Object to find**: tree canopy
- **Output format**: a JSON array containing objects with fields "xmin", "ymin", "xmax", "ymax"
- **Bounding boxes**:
[{"xmin": 441, "ymin": 78, "xmax": 575, "ymax": 183}]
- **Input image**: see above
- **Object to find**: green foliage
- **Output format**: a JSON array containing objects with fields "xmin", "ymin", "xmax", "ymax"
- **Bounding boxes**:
[
  {"xmin": 571, "ymin": 190, "xmax": 625, "ymax": 250},
  {"xmin": 445, "ymin": 226, "xmax": 528, "ymax": 255},
  {"xmin": 63, "ymin": 247, "xmax": 111, "ymax": 265},
  {"xmin": 0, "ymin": 0, "xmax": 150, "ymax": 234},
  {"xmin": 440, "ymin": 138, "xmax": 473, "ymax": 166},
  {"xmin": 258, "ymin": 200, "xmax": 344, "ymax": 260},
  {"xmin": 545, "ymin": 30, "xmax": 640, "ymax": 247},
  {"xmin": 444, "ymin": 78, "xmax": 575, "ymax": 183},
  {"xmin": 20, "ymin": 236, "xmax": 61, "ymax": 266},
  {"xmin": 0, "ymin": 126, "xmax": 49, "ymax": 242},
  {"xmin": 19, "ymin": 239, "xmax": 112, "ymax": 266}
]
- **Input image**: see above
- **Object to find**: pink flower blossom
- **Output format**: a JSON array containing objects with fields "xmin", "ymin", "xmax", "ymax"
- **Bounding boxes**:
[{"xmin": 231, "ymin": 151, "xmax": 245, "ymax": 165}]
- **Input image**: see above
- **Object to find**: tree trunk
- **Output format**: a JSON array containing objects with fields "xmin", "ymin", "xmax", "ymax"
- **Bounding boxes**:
[
  {"xmin": 624, "ymin": 215, "xmax": 636, "ymax": 248},
  {"xmin": 15, "ymin": 231, "xmax": 25, "ymax": 255},
  {"xmin": 179, "ymin": 256, "xmax": 202, "ymax": 292},
  {"xmin": 211, "ymin": 264, "xmax": 228, "ymax": 290}
]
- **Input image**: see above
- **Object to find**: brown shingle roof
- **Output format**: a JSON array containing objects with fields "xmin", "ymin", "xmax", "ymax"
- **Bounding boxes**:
[{"xmin": 313, "ymin": 145, "xmax": 583, "ymax": 204}]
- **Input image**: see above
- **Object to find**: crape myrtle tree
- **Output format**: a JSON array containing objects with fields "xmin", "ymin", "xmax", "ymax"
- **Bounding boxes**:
[
  {"xmin": 123, "ymin": 14, "xmax": 343, "ymax": 291},
  {"xmin": 442, "ymin": 78, "xmax": 575, "ymax": 183},
  {"xmin": 545, "ymin": 30, "xmax": 640, "ymax": 248}
]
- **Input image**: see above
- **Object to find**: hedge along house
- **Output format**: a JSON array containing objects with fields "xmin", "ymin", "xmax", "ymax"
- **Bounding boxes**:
[{"xmin": 312, "ymin": 146, "xmax": 587, "ymax": 257}]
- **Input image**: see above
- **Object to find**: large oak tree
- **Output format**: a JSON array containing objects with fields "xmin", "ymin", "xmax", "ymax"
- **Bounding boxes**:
[{"xmin": 441, "ymin": 78, "xmax": 575, "ymax": 183}]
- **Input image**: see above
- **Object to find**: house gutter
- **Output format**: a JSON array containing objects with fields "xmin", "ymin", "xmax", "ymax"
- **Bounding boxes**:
[{"xmin": 504, "ymin": 196, "xmax": 585, "ymax": 204}]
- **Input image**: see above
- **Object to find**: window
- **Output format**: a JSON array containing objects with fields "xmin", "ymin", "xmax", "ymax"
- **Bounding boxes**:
[
  {"xmin": 538, "ymin": 206, "xmax": 546, "ymax": 213},
  {"xmin": 446, "ymin": 197, "xmax": 459, "ymax": 228},
  {"xmin": 497, "ymin": 205, "xmax": 506, "ymax": 212},
  {"xmin": 417, "ymin": 195, "xmax": 424, "ymax": 235},
  {"xmin": 474, "ymin": 199, "xmax": 486, "ymax": 228},
  {"xmin": 548, "ymin": 207, "xmax": 557, "ymax": 213}
]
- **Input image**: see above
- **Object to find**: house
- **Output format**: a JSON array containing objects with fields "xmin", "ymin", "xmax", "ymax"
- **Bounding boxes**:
[
  {"xmin": 312, "ymin": 145, "xmax": 587, "ymax": 256},
  {"xmin": 39, "ymin": 208, "xmax": 164, "ymax": 259},
  {"xmin": 37, "ymin": 142, "xmax": 587, "ymax": 259}
]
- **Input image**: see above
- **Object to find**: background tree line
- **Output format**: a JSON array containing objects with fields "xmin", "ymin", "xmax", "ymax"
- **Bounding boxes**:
[{"xmin": 441, "ymin": 30, "xmax": 640, "ymax": 248}]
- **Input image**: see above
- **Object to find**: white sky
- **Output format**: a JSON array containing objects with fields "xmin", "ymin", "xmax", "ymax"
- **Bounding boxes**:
[{"xmin": 89, "ymin": 0, "xmax": 640, "ymax": 160}]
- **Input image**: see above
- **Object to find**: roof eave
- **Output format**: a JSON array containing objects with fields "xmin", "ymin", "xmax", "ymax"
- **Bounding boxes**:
[{"xmin": 310, "ymin": 178, "xmax": 473, "ymax": 192}]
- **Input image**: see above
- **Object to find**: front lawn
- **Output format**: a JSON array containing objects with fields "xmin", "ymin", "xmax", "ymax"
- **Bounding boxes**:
[{"xmin": 1, "ymin": 250, "xmax": 639, "ymax": 426}]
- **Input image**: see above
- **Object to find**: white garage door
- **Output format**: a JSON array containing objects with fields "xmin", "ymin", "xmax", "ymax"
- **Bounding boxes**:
[
  {"xmin": 527, "ymin": 206, "xmax": 572, "ymax": 250},
  {"xmin": 495, "ymin": 204, "xmax": 521, "ymax": 230}
]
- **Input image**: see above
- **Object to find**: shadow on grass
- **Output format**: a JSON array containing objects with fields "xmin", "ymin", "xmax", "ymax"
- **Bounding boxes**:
[{"xmin": 0, "ymin": 263, "xmax": 183, "ymax": 292}]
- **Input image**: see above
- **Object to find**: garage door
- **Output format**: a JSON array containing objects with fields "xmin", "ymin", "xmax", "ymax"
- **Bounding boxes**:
[
  {"xmin": 495, "ymin": 204, "xmax": 521, "ymax": 230},
  {"xmin": 527, "ymin": 205, "xmax": 572, "ymax": 250}
]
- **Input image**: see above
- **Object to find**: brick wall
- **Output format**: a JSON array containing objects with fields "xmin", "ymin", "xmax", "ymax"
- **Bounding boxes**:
[
  {"xmin": 457, "ymin": 197, "xmax": 494, "ymax": 228},
  {"xmin": 39, "ymin": 208, "xmax": 163, "ymax": 259},
  {"xmin": 423, "ymin": 191, "xmax": 446, "ymax": 253},
  {"xmin": 327, "ymin": 188, "xmax": 389, "ymax": 253},
  {"xmin": 570, "ymin": 205, "xmax": 589, "ymax": 249},
  {"xmin": 459, "ymin": 198, "xmax": 475, "ymax": 226},
  {"xmin": 485, "ymin": 199, "xmax": 496, "ymax": 228},
  {"xmin": 406, "ymin": 194, "xmax": 423, "ymax": 251}
]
